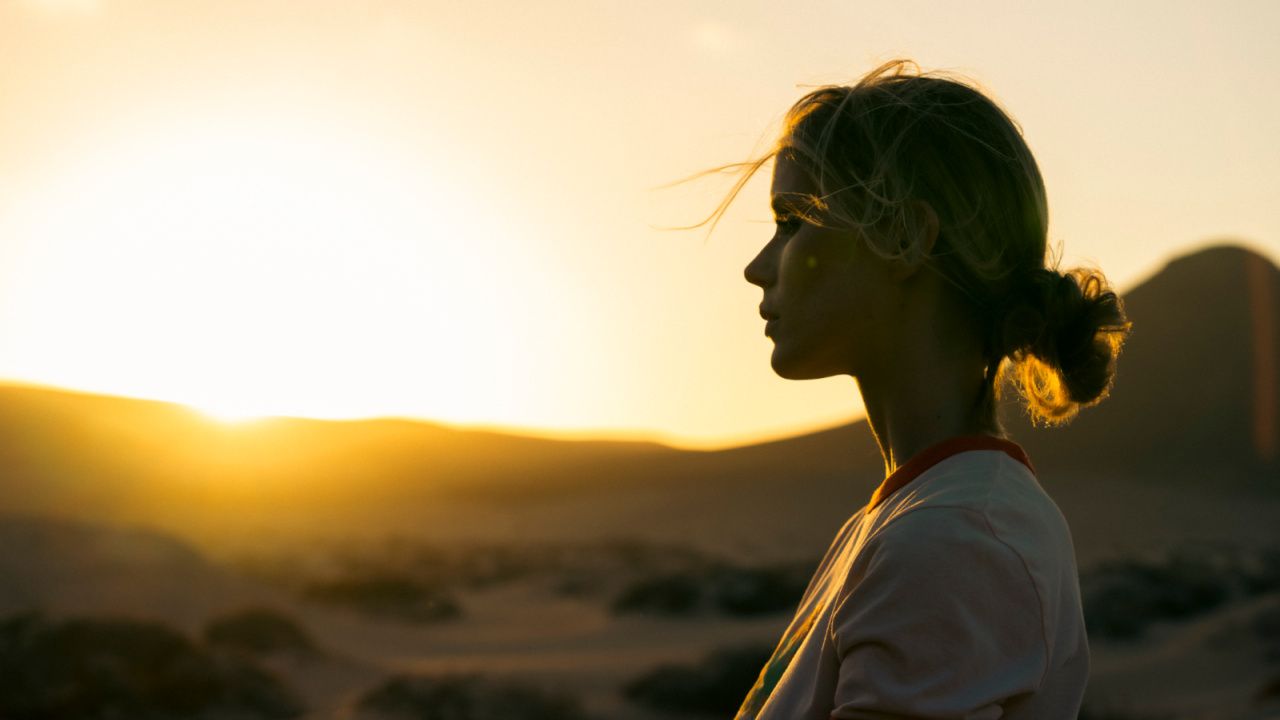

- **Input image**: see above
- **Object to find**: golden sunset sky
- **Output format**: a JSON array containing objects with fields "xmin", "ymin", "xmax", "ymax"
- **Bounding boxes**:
[{"xmin": 0, "ymin": 0, "xmax": 1276, "ymax": 449}]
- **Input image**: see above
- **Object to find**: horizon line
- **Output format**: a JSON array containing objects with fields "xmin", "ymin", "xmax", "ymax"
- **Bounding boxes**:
[{"xmin": 0, "ymin": 376, "xmax": 857, "ymax": 453}]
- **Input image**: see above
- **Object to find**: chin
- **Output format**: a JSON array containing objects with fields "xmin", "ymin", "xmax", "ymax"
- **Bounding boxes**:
[{"xmin": 770, "ymin": 349, "xmax": 838, "ymax": 380}]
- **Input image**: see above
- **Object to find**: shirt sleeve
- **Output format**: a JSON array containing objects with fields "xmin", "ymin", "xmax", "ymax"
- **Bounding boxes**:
[{"xmin": 828, "ymin": 506, "xmax": 1048, "ymax": 719}]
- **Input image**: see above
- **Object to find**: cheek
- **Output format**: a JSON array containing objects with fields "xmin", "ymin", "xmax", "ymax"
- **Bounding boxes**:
[
  {"xmin": 778, "ymin": 243, "xmax": 824, "ymax": 294},
  {"xmin": 779, "ymin": 241, "xmax": 855, "ymax": 318}
]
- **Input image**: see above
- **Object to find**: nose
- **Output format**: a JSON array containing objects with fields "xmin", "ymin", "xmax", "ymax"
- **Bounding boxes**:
[{"xmin": 744, "ymin": 241, "xmax": 776, "ymax": 289}]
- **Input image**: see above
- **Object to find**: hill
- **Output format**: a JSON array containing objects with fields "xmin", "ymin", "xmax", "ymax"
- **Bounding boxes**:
[
  {"xmin": 1008, "ymin": 242, "xmax": 1279, "ymax": 486},
  {"xmin": 0, "ymin": 242, "xmax": 1275, "ymax": 564}
]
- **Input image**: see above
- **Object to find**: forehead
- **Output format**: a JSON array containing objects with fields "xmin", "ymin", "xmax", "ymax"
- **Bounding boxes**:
[
  {"xmin": 770, "ymin": 154, "xmax": 821, "ymax": 219},
  {"xmin": 770, "ymin": 153, "xmax": 817, "ymax": 197}
]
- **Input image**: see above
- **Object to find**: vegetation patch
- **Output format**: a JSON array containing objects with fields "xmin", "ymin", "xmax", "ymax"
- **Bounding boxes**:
[
  {"xmin": 612, "ymin": 564, "xmax": 810, "ymax": 617},
  {"xmin": 1252, "ymin": 597, "xmax": 1280, "ymax": 663},
  {"xmin": 303, "ymin": 573, "xmax": 461, "ymax": 623},
  {"xmin": 356, "ymin": 673, "xmax": 592, "ymax": 720},
  {"xmin": 0, "ymin": 610, "xmax": 304, "ymax": 720},
  {"xmin": 203, "ymin": 606, "xmax": 319, "ymax": 657},
  {"xmin": 1255, "ymin": 672, "xmax": 1280, "ymax": 705},
  {"xmin": 623, "ymin": 643, "xmax": 772, "ymax": 715},
  {"xmin": 1081, "ymin": 543, "xmax": 1280, "ymax": 641},
  {"xmin": 234, "ymin": 536, "xmax": 755, "ymax": 601}
]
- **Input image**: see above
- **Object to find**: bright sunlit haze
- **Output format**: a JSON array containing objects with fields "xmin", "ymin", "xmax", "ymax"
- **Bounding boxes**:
[{"xmin": 1, "ymin": 0, "xmax": 1277, "ymax": 449}]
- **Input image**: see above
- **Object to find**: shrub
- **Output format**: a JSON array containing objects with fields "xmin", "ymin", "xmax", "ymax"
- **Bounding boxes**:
[
  {"xmin": 356, "ymin": 673, "xmax": 591, "ymax": 720},
  {"xmin": 1252, "ymin": 597, "xmax": 1280, "ymax": 663},
  {"xmin": 612, "ymin": 573, "xmax": 704, "ymax": 616},
  {"xmin": 203, "ymin": 606, "xmax": 318, "ymax": 657},
  {"xmin": 711, "ymin": 565, "xmax": 808, "ymax": 617},
  {"xmin": 623, "ymin": 643, "xmax": 773, "ymax": 715},
  {"xmin": 0, "ymin": 610, "xmax": 304, "ymax": 719},
  {"xmin": 1081, "ymin": 555, "xmax": 1231, "ymax": 641},
  {"xmin": 1242, "ymin": 547, "xmax": 1280, "ymax": 596},
  {"xmin": 303, "ymin": 574, "xmax": 461, "ymax": 623},
  {"xmin": 1255, "ymin": 672, "xmax": 1280, "ymax": 704},
  {"xmin": 612, "ymin": 563, "xmax": 810, "ymax": 618}
]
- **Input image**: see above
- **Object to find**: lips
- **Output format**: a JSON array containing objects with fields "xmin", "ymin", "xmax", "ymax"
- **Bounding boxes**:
[{"xmin": 760, "ymin": 305, "xmax": 780, "ymax": 336}]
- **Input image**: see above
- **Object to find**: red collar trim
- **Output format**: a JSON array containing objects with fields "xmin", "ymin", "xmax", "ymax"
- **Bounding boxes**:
[{"xmin": 866, "ymin": 434, "xmax": 1036, "ymax": 511}]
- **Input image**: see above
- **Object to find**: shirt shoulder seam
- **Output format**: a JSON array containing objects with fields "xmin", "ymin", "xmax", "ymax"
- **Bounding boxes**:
[
  {"xmin": 980, "ymin": 460, "xmax": 1052, "ymax": 689},
  {"xmin": 846, "ymin": 464, "xmax": 1051, "ymax": 690}
]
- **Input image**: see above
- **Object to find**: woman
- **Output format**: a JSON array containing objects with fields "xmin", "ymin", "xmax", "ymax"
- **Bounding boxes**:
[{"xmin": 723, "ymin": 60, "xmax": 1131, "ymax": 718}]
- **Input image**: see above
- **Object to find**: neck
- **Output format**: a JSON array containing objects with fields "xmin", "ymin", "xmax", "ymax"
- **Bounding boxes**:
[{"xmin": 856, "ymin": 341, "xmax": 999, "ymax": 480}]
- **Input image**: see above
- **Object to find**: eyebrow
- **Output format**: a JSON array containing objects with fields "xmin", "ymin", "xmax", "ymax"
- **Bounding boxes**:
[
  {"xmin": 771, "ymin": 193, "xmax": 803, "ymax": 217},
  {"xmin": 772, "ymin": 192, "xmax": 817, "ymax": 219}
]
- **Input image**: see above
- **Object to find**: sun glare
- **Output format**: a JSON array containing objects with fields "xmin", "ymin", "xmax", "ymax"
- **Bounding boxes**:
[
  {"xmin": 194, "ymin": 403, "xmax": 267, "ymax": 424},
  {"xmin": 0, "ymin": 113, "xmax": 549, "ymax": 426}
]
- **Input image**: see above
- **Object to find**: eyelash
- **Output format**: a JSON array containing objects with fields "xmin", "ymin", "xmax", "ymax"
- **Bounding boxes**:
[{"xmin": 774, "ymin": 215, "xmax": 802, "ymax": 234}]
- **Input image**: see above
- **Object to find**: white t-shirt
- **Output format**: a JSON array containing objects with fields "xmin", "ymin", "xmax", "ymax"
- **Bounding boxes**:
[{"xmin": 734, "ymin": 435, "xmax": 1089, "ymax": 720}]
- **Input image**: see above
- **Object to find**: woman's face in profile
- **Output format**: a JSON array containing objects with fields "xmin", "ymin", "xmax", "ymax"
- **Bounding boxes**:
[{"xmin": 744, "ymin": 156, "xmax": 899, "ymax": 381}]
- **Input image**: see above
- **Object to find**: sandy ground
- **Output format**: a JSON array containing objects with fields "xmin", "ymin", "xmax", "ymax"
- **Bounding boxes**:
[
  {"xmin": 263, "ymin": 582, "xmax": 787, "ymax": 719},
  {"xmin": 6, "ymin": 513, "xmax": 1280, "ymax": 719},
  {"xmin": 1086, "ymin": 592, "xmax": 1280, "ymax": 719}
]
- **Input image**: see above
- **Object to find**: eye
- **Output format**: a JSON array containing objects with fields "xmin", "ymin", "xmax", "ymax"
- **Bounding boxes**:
[{"xmin": 774, "ymin": 214, "xmax": 803, "ymax": 235}]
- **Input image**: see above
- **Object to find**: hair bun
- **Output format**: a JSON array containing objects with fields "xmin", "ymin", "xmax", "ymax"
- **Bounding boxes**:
[{"xmin": 997, "ymin": 267, "xmax": 1132, "ymax": 425}]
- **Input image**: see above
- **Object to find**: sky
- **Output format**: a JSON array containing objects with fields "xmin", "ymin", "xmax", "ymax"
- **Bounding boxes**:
[{"xmin": 0, "ymin": 0, "xmax": 1276, "ymax": 450}]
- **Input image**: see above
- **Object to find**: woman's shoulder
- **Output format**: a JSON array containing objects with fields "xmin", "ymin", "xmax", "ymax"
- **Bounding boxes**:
[
  {"xmin": 869, "ymin": 450, "xmax": 1076, "ymax": 569},
  {"xmin": 872, "ymin": 447, "xmax": 1031, "ymax": 520}
]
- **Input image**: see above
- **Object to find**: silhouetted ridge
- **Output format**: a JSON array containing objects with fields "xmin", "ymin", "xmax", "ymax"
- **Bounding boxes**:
[
  {"xmin": 1006, "ymin": 241, "xmax": 1279, "ymax": 486},
  {"xmin": 0, "ymin": 243, "xmax": 1273, "ymax": 562}
]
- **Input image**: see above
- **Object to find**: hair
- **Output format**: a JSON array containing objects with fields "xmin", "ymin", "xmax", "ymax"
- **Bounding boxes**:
[{"xmin": 704, "ymin": 59, "xmax": 1132, "ymax": 427}]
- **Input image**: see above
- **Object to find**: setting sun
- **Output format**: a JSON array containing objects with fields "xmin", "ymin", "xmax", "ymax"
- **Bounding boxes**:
[
  {"xmin": 0, "ymin": 113, "xmax": 564, "ymax": 427},
  {"xmin": 0, "ymin": 4, "xmax": 1277, "ymax": 717},
  {"xmin": 0, "ymin": 0, "xmax": 1276, "ymax": 449},
  {"xmin": 190, "ymin": 401, "xmax": 269, "ymax": 425}
]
